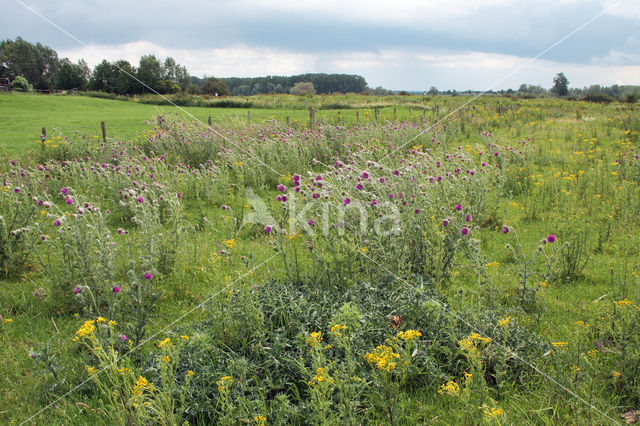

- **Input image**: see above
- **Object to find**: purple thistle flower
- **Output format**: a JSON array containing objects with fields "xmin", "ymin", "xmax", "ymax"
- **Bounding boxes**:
[
  {"xmin": 121, "ymin": 335, "xmax": 127, "ymax": 342},
  {"xmin": 455, "ymin": 204, "xmax": 462, "ymax": 211},
  {"xmin": 73, "ymin": 287, "xmax": 81, "ymax": 294},
  {"xmin": 546, "ymin": 234, "xmax": 556, "ymax": 243},
  {"xmin": 361, "ymin": 172, "xmax": 369, "ymax": 179},
  {"xmin": 442, "ymin": 219, "xmax": 450, "ymax": 227},
  {"xmin": 53, "ymin": 220, "xmax": 61, "ymax": 227},
  {"xmin": 371, "ymin": 199, "xmax": 378, "ymax": 206},
  {"xmin": 465, "ymin": 214, "xmax": 473, "ymax": 222},
  {"xmin": 137, "ymin": 196, "xmax": 144, "ymax": 203},
  {"xmin": 343, "ymin": 198, "xmax": 351, "ymax": 205},
  {"xmin": 14, "ymin": 187, "xmax": 20, "ymax": 193},
  {"xmin": 315, "ymin": 175, "xmax": 323, "ymax": 181},
  {"xmin": 60, "ymin": 187, "xmax": 69, "ymax": 195},
  {"xmin": 264, "ymin": 225, "xmax": 272, "ymax": 234},
  {"xmin": 392, "ymin": 170, "xmax": 400, "ymax": 176},
  {"xmin": 415, "ymin": 209, "xmax": 421, "ymax": 214},
  {"xmin": 221, "ymin": 204, "xmax": 228, "ymax": 210},
  {"xmin": 113, "ymin": 286, "xmax": 121, "ymax": 293},
  {"xmin": 144, "ymin": 273, "xmax": 153, "ymax": 280},
  {"xmin": 501, "ymin": 226, "xmax": 509, "ymax": 234},
  {"xmin": 312, "ymin": 193, "xmax": 320, "ymax": 199},
  {"xmin": 117, "ymin": 228, "xmax": 124, "ymax": 235},
  {"xmin": 307, "ymin": 219, "xmax": 315, "ymax": 226},
  {"xmin": 355, "ymin": 183, "xmax": 364, "ymax": 190},
  {"xmin": 65, "ymin": 198, "xmax": 73, "ymax": 205},
  {"xmin": 461, "ymin": 227, "xmax": 469, "ymax": 235},
  {"xmin": 277, "ymin": 184, "xmax": 286, "ymax": 192},
  {"xmin": 379, "ymin": 178, "xmax": 385, "ymax": 183}
]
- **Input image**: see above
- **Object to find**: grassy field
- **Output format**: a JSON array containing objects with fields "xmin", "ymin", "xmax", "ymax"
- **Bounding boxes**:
[
  {"xmin": 0, "ymin": 93, "xmax": 428, "ymax": 156},
  {"xmin": 1, "ymin": 93, "xmax": 640, "ymax": 424}
]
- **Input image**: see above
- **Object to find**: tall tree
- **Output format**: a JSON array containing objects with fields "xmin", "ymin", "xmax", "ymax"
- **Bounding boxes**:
[
  {"xmin": 137, "ymin": 55, "xmax": 163, "ymax": 92},
  {"xmin": 55, "ymin": 58, "xmax": 90, "ymax": 90},
  {"xmin": 201, "ymin": 77, "xmax": 230, "ymax": 96},
  {"xmin": 88, "ymin": 60, "xmax": 118, "ymax": 92},
  {"xmin": 0, "ymin": 37, "xmax": 58, "ymax": 91},
  {"xmin": 552, "ymin": 72, "xmax": 569, "ymax": 97}
]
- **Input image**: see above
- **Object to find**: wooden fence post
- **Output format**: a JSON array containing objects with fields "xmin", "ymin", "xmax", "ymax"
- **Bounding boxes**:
[
  {"xmin": 374, "ymin": 108, "xmax": 379, "ymax": 123},
  {"xmin": 208, "ymin": 116, "xmax": 212, "ymax": 127},
  {"xmin": 286, "ymin": 116, "xmax": 290, "ymax": 127},
  {"xmin": 356, "ymin": 111, "xmax": 359, "ymax": 123},
  {"xmin": 41, "ymin": 127, "xmax": 46, "ymax": 150},
  {"xmin": 309, "ymin": 108, "xmax": 316, "ymax": 129},
  {"xmin": 393, "ymin": 107, "xmax": 397, "ymax": 121},
  {"xmin": 247, "ymin": 110, "xmax": 251, "ymax": 125},
  {"xmin": 101, "ymin": 121, "xmax": 107, "ymax": 143}
]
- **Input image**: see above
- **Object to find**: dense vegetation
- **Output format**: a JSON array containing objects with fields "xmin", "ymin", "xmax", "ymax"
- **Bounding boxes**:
[{"xmin": 1, "ymin": 92, "xmax": 639, "ymax": 424}]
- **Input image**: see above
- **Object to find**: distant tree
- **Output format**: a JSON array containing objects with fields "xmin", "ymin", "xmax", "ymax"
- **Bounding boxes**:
[
  {"xmin": 552, "ymin": 72, "xmax": 569, "ymax": 97},
  {"xmin": 113, "ymin": 60, "xmax": 138, "ymax": 94},
  {"xmin": 55, "ymin": 58, "xmax": 90, "ymax": 90},
  {"xmin": 428, "ymin": 86, "xmax": 439, "ymax": 95},
  {"xmin": 201, "ymin": 77, "xmax": 230, "ymax": 96},
  {"xmin": 88, "ymin": 60, "xmax": 118, "ymax": 92},
  {"xmin": 137, "ymin": 55, "xmax": 163, "ymax": 92},
  {"xmin": 289, "ymin": 81, "xmax": 315, "ymax": 96},
  {"xmin": 0, "ymin": 37, "xmax": 58, "ymax": 90}
]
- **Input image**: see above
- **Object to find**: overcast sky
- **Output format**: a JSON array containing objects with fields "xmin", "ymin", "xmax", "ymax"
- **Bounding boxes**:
[{"xmin": 3, "ymin": 0, "xmax": 639, "ymax": 90}]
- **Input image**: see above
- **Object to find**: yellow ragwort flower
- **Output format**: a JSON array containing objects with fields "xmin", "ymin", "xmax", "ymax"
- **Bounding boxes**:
[
  {"xmin": 157, "ymin": 337, "xmax": 172, "ymax": 348},
  {"xmin": 74, "ymin": 320, "xmax": 95, "ymax": 341},
  {"xmin": 364, "ymin": 345, "xmax": 400, "ymax": 372},
  {"xmin": 552, "ymin": 341, "xmax": 568, "ymax": 349},
  {"xmin": 438, "ymin": 380, "xmax": 460, "ymax": 395},
  {"xmin": 498, "ymin": 316, "xmax": 512, "ymax": 326},
  {"xmin": 307, "ymin": 331, "xmax": 323, "ymax": 349},
  {"xmin": 396, "ymin": 329, "xmax": 422, "ymax": 341}
]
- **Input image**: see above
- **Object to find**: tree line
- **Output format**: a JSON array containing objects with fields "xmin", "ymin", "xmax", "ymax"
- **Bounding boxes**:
[{"xmin": 0, "ymin": 37, "xmax": 369, "ymax": 96}]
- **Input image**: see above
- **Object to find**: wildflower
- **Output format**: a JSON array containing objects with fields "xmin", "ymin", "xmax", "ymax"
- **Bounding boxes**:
[
  {"xmin": 221, "ymin": 204, "xmax": 228, "ymax": 210},
  {"xmin": 501, "ymin": 225, "xmax": 509, "ymax": 234},
  {"xmin": 277, "ymin": 184, "xmax": 286, "ymax": 192},
  {"xmin": 157, "ymin": 337, "xmax": 172, "ymax": 348},
  {"xmin": 465, "ymin": 214, "xmax": 472, "ymax": 222},
  {"xmin": 180, "ymin": 335, "xmax": 189, "ymax": 341},
  {"xmin": 53, "ymin": 220, "xmax": 61, "ymax": 227},
  {"xmin": 216, "ymin": 376, "xmax": 233, "ymax": 392},
  {"xmin": 571, "ymin": 365, "xmax": 581, "ymax": 373},
  {"xmin": 442, "ymin": 218, "xmax": 450, "ymax": 227},
  {"xmin": 307, "ymin": 331, "xmax": 323, "ymax": 348},
  {"xmin": 137, "ymin": 196, "xmax": 144, "ymax": 203},
  {"xmin": 396, "ymin": 329, "xmax": 422, "ymax": 341},
  {"xmin": 74, "ymin": 320, "xmax": 95, "ymax": 341},
  {"xmin": 438, "ymin": 380, "xmax": 460, "ymax": 395},
  {"xmin": 144, "ymin": 273, "xmax": 153, "ymax": 280},
  {"xmin": 546, "ymin": 234, "xmax": 556, "ymax": 243},
  {"xmin": 482, "ymin": 406, "xmax": 505, "ymax": 419},
  {"xmin": 117, "ymin": 367, "xmax": 131, "ymax": 375},
  {"xmin": 364, "ymin": 345, "xmax": 400, "ymax": 371},
  {"xmin": 343, "ymin": 198, "xmax": 350, "ymax": 205},
  {"xmin": 455, "ymin": 204, "xmax": 462, "ymax": 211},
  {"xmin": 60, "ymin": 187, "xmax": 69, "ymax": 195},
  {"xmin": 121, "ymin": 334, "xmax": 127, "ymax": 342},
  {"xmin": 460, "ymin": 227, "xmax": 469, "ymax": 235},
  {"xmin": 186, "ymin": 370, "xmax": 195, "ymax": 378},
  {"xmin": 108, "ymin": 320, "xmax": 117, "ymax": 327},
  {"xmin": 3, "ymin": 318, "xmax": 13, "ymax": 324},
  {"xmin": 330, "ymin": 324, "xmax": 347, "ymax": 336},
  {"xmin": 85, "ymin": 365, "xmax": 98, "ymax": 375},
  {"xmin": 486, "ymin": 262, "xmax": 499, "ymax": 267},
  {"xmin": 308, "ymin": 367, "xmax": 334, "ymax": 385},
  {"xmin": 113, "ymin": 286, "xmax": 121, "ymax": 294},
  {"xmin": 355, "ymin": 183, "xmax": 364, "ymax": 190},
  {"xmin": 254, "ymin": 415, "xmax": 267, "ymax": 426},
  {"xmin": 65, "ymin": 198, "xmax": 73, "ymax": 205},
  {"xmin": 73, "ymin": 286, "xmax": 81, "ymax": 294},
  {"xmin": 552, "ymin": 341, "xmax": 568, "ymax": 349},
  {"xmin": 307, "ymin": 219, "xmax": 314, "ymax": 226},
  {"xmin": 264, "ymin": 225, "xmax": 272, "ymax": 234},
  {"xmin": 133, "ymin": 376, "xmax": 152, "ymax": 396},
  {"xmin": 498, "ymin": 316, "xmax": 511, "ymax": 326},
  {"xmin": 223, "ymin": 238, "xmax": 236, "ymax": 249},
  {"xmin": 96, "ymin": 317, "xmax": 107, "ymax": 324},
  {"xmin": 161, "ymin": 355, "xmax": 171, "ymax": 363},
  {"xmin": 117, "ymin": 228, "xmax": 124, "ymax": 235},
  {"xmin": 613, "ymin": 371, "xmax": 621, "ymax": 379},
  {"xmin": 614, "ymin": 298, "xmax": 633, "ymax": 306},
  {"xmin": 14, "ymin": 187, "xmax": 20, "ymax": 193},
  {"xmin": 574, "ymin": 320, "xmax": 585, "ymax": 326}
]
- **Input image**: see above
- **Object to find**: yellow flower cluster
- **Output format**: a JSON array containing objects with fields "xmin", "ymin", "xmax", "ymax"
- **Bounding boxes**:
[
  {"xmin": 157, "ymin": 337, "xmax": 172, "ymax": 348},
  {"xmin": 308, "ymin": 367, "xmax": 334, "ymax": 386},
  {"xmin": 486, "ymin": 262, "xmax": 500, "ymax": 267},
  {"xmin": 85, "ymin": 365, "xmax": 98, "ymax": 375},
  {"xmin": 307, "ymin": 331, "xmax": 323, "ymax": 349},
  {"xmin": 551, "ymin": 341, "xmax": 568, "ymax": 349},
  {"xmin": 73, "ymin": 320, "xmax": 95, "ymax": 341},
  {"xmin": 613, "ymin": 371, "xmax": 621, "ymax": 379},
  {"xmin": 574, "ymin": 320, "xmax": 585, "ymax": 326},
  {"xmin": 614, "ymin": 298, "xmax": 633, "ymax": 306},
  {"xmin": 330, "ymin": 324, "xmax": 347, "ymax": 337},
  {"xmin": 223, "ymin": 238, "xmax": 236, "ymax": 249},
  {"xmin": 498, "ymin": 316, "xmax": 512, "ymax": 326},
  {"xmin": 254, "ymin": 415, "xmax": 267, "ymax": 426},
  {"xmin": 438, "ymin": 380, "xmax": 460, "ymax": 395},
  {"xmin": 133, "ymin": 376, "xmax": 153, "ymax": 396},
  {"xmin": 482, "ymin": 406, "xmax": 505, "ymax": 418},
  {"xmin": 117, "ymin": 367, "xmax": 131, "ymax": 375},
  {"xmin": 217, "ymin": 376, "xmax": 233, "ymax": 392},
  {"xmin": 396, "ymin": 329, "xmax": 422, "ymax": 341},
  {"xmin": 364, "ymin": 345, "xmax": 400, "ymax": 372},
  {"xmin": 458, "ymin": 332, "xmax": 491, "ymax": 355},
  {"xmin": 186, "ymin": 370, "xmax": 195, "ymax": 378},
  {"xmin": 161, "ymin": 355, "xmax": 171, "ymax": 363}
]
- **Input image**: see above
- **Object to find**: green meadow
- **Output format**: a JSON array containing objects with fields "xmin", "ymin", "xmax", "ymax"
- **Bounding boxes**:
[{"xmin": 1, "ymin": 92, "xmax": 639, "ymax": 424}]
